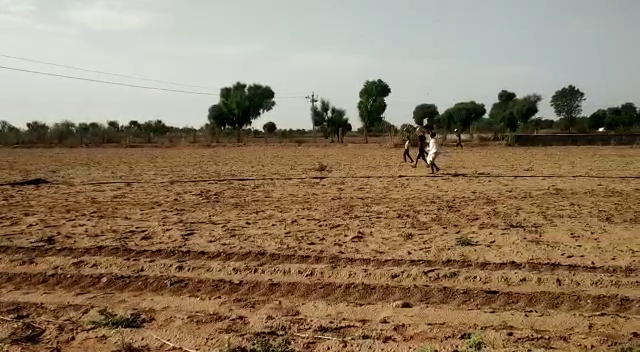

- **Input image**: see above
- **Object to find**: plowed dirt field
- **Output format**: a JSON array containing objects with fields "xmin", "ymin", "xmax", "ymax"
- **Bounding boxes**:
[{"xmin": 0, "ymin": 145, "xmax": 638, "ymax": 351}]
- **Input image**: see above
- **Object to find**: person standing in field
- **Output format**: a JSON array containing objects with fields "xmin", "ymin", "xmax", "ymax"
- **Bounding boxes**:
[
  {"xmin": 427, "ymin": 131, "xmax": 440, "ymax": 174},
  {"xmin": 403, "ymin": 137, "xmax": 414, "ymax": 163},
  {"xmin": 455, "ymin": 129, "xmax": 463, "ymax": 150},
  {"xmin": 412, "ymin": 128, "xmax": 428, "ymax": 168}
]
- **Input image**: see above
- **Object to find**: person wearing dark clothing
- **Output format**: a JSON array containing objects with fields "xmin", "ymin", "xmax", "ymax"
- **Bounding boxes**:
[
  {"xmin": 403, "ymin": 138, "xmax": 414, "ymax": 163},
  {"xmin": 455, "ymin": 129, "xmax": 463, "ymax": 150},
  {"xmin": 413, "ymin": 129, "xmax": 428, "ymax": 167}
]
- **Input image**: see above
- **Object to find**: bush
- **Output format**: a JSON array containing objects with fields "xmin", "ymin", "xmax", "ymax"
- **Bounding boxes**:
[
  {"xmin": 455, "ymin": 236, "xmax": 476, "ymax": 247},
  {"xmin": 461, "ymin": 332, "xmax": 484, "ymax": 352},
  {"xmin": 250, "ymin": 338, "xmax": 293, "ymax": 352},
  {"xmin": 312, "ymin": 162, "xmax": 330, "ymax": 172},
  {"xmin": 91, "ymin": 309, "xmax": 147, "ymax": 329}
]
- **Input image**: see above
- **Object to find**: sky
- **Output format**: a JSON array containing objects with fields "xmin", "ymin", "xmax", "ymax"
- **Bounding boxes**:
[{"xmin": 1, "ymin": 0, "xmax": 639, "ymax": 130}]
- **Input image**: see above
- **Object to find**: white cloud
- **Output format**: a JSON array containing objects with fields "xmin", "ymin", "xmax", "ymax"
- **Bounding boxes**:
[
  {"xmin": 66, "ymin": 1, "xmax": 149, "ymax": 31},
  {"xmin": 0, "ymin": 0, "xmax": 77, "ymax": 35},
  {"xmin": 0, "ymin": 0, "xmax": 36, "ymax": 14},
  {"xmin": 163, "ymin": 44, "xmax": 266, "ymax": 59}
]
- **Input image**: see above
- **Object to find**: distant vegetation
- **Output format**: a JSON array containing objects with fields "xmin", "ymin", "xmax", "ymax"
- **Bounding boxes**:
[{"xmin": 1, "ymin": 82, "xmax": 639, "ymax": 147}]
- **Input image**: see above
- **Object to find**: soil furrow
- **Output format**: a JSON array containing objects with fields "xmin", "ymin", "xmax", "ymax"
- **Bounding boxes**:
[
  {"xmin": 2, "ymin": 255, "xmax": 638, "ymax": 296},
  {"xmin": 0, "ymin": 245, "xmax": 635, "ymax": 276},
  {"xmin": 0, "ymin": 271, "xmax": 637, "ymax": 315}
]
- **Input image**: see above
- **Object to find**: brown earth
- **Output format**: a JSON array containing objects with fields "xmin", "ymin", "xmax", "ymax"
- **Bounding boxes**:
[{"xmin": 0, "ymin": 145, "xmax": 638, "ymax": 351}]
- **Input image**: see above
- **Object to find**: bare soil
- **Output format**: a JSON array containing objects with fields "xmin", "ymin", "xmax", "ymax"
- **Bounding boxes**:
[{"xmin": 0, "ymin": 145, "xmax": 638, "ymax": 351}]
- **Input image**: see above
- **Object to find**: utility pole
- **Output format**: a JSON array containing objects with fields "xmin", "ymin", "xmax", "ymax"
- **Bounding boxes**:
[{"xmin": 306, "ymin": 92, "xmax": 318, "ymax": 142}]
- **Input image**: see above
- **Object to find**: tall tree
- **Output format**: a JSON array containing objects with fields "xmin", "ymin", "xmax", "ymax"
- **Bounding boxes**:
[
  {"xmin": 207, "ymin": 104, "xmax": 229, "ymax": 143},
  {"xmin": 489, "ymin": 90, "xmax": 518, "ymax": 134},
  {"xmin": 142, "ymin": 120, "xmax": 169, "ymax": 143},
  {"xmin": 588, "ymin": 109, "xmax": 607, "ymax": 130},
  {"xmin": 106, "ymin": 120, "xmax": 121, "ymax": 144},
  {"xmin": 326, "ymin": 107, "xmax": 349, "ymax": 143},
  {"xmin": 125, "ymin": 120, "xmax": 141, "ymax": 145},
  {"xmin": 312, "ymin": 99, "xmax": 350, "ymax": 142},
  {"xmin": 262, "ymin": 121, "xmax": 277, "ymax": 144},
  {"xmin": 76, "ymin": 123, "xmax": 90, "ymax": 145},
  {"xmin": 603, "ymin": 103, "xmax": 638, "ymax": 131},
  {"xmin": 442, "ymin": 101, "xmax": 486, "ymax": 135},
  {"xmin": 489, "ymin": 91, "xmax": 542, "ymax": 134},
  {"xmin": 619, "ymin": 102, "xmax": 638, "ymax": 130},
  {"xmin": 26, "ymin": 121, "xmax": 49, "ymax": 144},
  {"xmin": 217, "ymin": 82, "xmax": 276, "ymax": 142},
  {"xmin": 512, "ymin": 94, "xmax": 543, "ymax": 128},
  {"xmin": 412, "ymin": 103, "xmax": 439, "ymax": 127},
  {"xmin": 357, "ymin": 79, "xmax": 391, "ymax": 143},
  {"xmin": 550, "ymin": 85, "xmax": 586, "ymax": 132},
  {"xmin": 0, "ymin": 120, "xmax": 21, "ymax": 146},
  {"xmin": 88, "ymin": 122, "xmax": 106, "ymax": 144},
  {"xmin": 50, "ymin": 120, "xmax": 76, "ymax": 144}
]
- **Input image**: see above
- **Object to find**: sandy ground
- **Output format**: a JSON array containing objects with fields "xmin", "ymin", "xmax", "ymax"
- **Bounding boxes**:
[{"xmin": 0, "ymin": 145, "xmax": 638, "ymax": 351}]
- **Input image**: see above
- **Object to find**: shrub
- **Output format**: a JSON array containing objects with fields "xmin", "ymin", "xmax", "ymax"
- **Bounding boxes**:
[
  {"xmin": 461, "ymin": 332, "xmax": 484, "ymax": 352},
  {"xmin": 415, "ymin": 346, "xmax": 438, "ymax": 352},
  {"xmin": 312, "ymin": 162, "xmax": 329, "ymax": 173},
  {"xmin": 250, "ymin": 337, "xmax": 293, "ymax": 352},
  {"xmin": 91, "ymin": 309, "xmax": 147, "ymax": 329},
  {"xmin": 455, "ymin": 236, "xmax": 476, "ymax": 247}
]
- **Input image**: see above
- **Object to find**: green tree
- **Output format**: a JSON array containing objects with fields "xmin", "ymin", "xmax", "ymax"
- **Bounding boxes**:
[
  {"xmin": 88, "ymin": 122, "xmax": 107, "ymax": 144},
  {"xmin": 106, "ymin": 120, "xmax": 121, "ymax": 144},
  {"xmin": 216, "ymin": 82, "xmax": 276, "ymax": 142},
  {"xmin": 0, "ymin": 120, "xmax": 21, "ymax": 146},
  {"xmin": 512, "ymin": 94, "xmax": 543, "ymax": 129},
  {"xmin": 412, "ymin": 103, "xmax": 439, "ymax": 127},
  {"xmin": 619, "ymin": 102, "xmax": 638, "ymax": 130},
  {"xmin": 327, "ymin": 107, "xmax": 349, "ymax": 142},
  {"xmin": 550, "ymin": 85, "xmax": 586, "ymax": 132},
  {"xmin": 312, "ymin": 99, "xmax": 350, "ymax": 142},
  {"xmin": 50, "ymin": 120, "xmax": 76, "ymax": 145},
  {"xmin": 530, "ymin": 117, "xmax": 555, "ymax": 132},
  {"xmin": 441, "ymin": 101, "xmax": 486, "ymax": 135},
  {"xmin": 208, "ymin": 104, "xmax": 229, "ymax": 143},
  {"xmin": 125, "ymin": 120, "xmax": 141, "ymax": 145},
  {"xmin": 26, "ymin": 121, "xmax": 50, "ymax": 144},
  {"xmin": 262, "ymin": 121, "xmax": 277, "ymax": 144},
  {"xmin": 142, "ymin": 120, "xmax": 169, "ymax": 143},
  {"xmin": 107, "ymin": 120, "xmax": 120, "ymax": 132},
  {"xmin": 357, "ymin": 79, "xmax": 391, "ymax": 143},
  {"xmin": 489, "ymin": 90, "xmax": 518, "ymax": 134},
  {"xmin": 588, "ymin": 109, "xmax": 607, "ymax": 130},
  {"xmin": 76, "ymin": 123, "xmax": 90, "ymax": 145},
  {"xmin": 311, "ymin": 99, "xmax": 331, "ymax": 139},
  {"xmin": 489, "ymin": 90, "xmax": 542, "ymax": 134}
]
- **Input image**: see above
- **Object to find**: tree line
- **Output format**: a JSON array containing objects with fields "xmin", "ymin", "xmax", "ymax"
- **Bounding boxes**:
[{"xmin": 2, "ymin": 81, "xmax": 639, "ymax": 147}]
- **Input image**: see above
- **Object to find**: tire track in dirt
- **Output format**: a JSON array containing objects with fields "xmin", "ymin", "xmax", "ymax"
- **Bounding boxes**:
[
  {"xmin": 1, "ymin": 298, "xmax": 636, "ymax": 343},
  {"xmin": 0, "ymin": 245, "xmax": 635, "ymax": 276},
  {"xmin": 2, "ymin": 255, "xmax": 638, "ymax": 296},
  {"xmin": 0, "ymin": 271, "xmax": 637, "ymax": 315}
]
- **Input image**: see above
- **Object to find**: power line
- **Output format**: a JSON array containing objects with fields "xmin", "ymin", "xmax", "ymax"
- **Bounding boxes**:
[
  {"xmin": 0, "ymin": 65, "xmax": 220, "ymax": 96},
  {"xmin": 0, "ymin": 53, "xmax": 307, "ymax": 96},
  {"xmin": 0, "ymin": 65, "xmax": 306, "ymax": 99},
  {"xmin": 0, "ymin": 53, "xmax": 217, "ymax": 90}
]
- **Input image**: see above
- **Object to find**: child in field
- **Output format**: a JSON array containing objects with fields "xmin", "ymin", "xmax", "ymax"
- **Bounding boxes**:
[
  {"xmin": 412, "ymin": 128, "xmax": 428, "ymax": 168},
  {"xmin": 455, "ymin": 129, "xmax": 463, "ymax": 150},
  {"xmin": 427, "ymin": 131, "xmax": 440, "ymax": 174},
  {"xmin": 403, "ymin": 137, "xmax": 414, "ymax": 163}
]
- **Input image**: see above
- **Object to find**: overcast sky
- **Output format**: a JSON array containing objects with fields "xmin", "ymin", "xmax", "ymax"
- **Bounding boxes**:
[{"xmin": 1, "ymin": 0, "xmax": 639, "ymax": 129}]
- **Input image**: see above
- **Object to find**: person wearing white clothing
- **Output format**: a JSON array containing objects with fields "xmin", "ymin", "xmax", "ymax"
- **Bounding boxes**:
[{"xmin": 427, "ymin": 131, "xmax": 440, "ymax": 174}]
